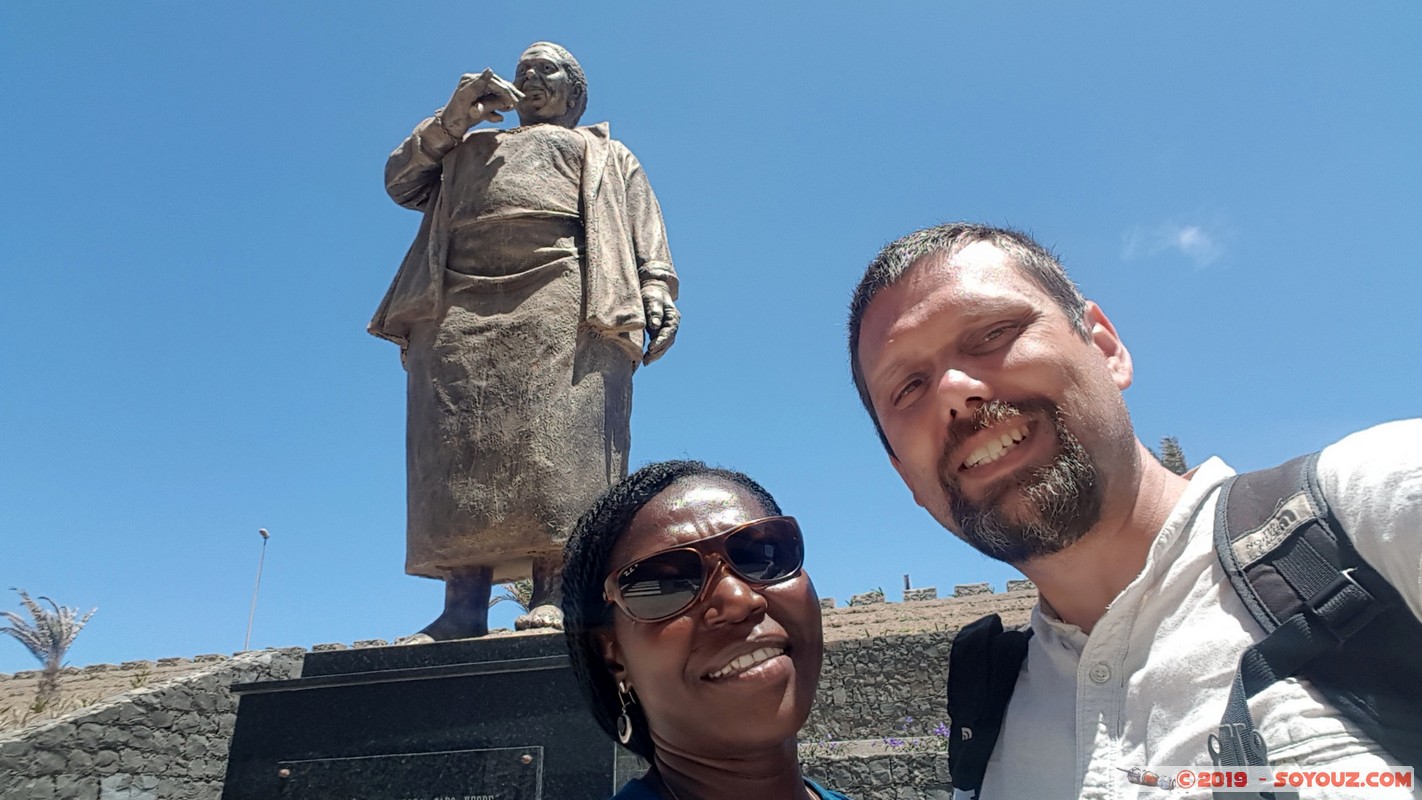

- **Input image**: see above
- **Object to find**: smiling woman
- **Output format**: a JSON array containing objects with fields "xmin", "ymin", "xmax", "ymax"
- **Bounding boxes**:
[{"xmin": 561, "ymin": 461, "xmax": 854, "ymax": 800}]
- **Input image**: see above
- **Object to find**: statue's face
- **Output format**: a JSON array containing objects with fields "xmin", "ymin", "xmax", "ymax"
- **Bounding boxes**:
[{"xmin": 515, "ymin": 45, "xmax": 573, "ymax": 125}]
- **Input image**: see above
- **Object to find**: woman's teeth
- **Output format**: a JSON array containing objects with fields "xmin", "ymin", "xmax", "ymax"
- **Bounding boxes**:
[
  {"xmin": 963, "ymin": 424, "xmax": 1029, "ymax": 469},
  {"xmin": 707, "ymin": 646, "xmax": 785, "ymax": 679}
]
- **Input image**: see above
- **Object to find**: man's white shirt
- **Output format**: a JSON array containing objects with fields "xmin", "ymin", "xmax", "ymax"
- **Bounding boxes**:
[{"xmin": 980, "ymin": 419, "xmax": 1422, "ymax": 799}]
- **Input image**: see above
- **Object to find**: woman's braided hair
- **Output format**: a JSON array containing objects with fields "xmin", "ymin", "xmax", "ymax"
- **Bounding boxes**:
[{"xmin": 560, "ymin": 460, "xmax": 782, "ymax": 760}]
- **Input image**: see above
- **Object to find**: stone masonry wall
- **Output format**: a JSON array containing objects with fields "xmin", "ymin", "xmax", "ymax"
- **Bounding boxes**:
[
  {"xmin": 800, "ymin": 632, "xmax": 957, "ymax": 800},
  {"xmin": 0, "ymin": 649, "xmax": 303, "ymax": 800},
  {"xmin": 0, "ymin": 584, "xmax": 1037, "ymax": 800},
  {"xmin": 804, "ymin": 749, "xmax": 950, "ymax": 800},
  {"xmin": 807, "ymin": 631, "xmax": 954, "ymax": 742},
  {"xmin": 796, "ymin": 583, "xmax": 1038, "ymax": 799}
]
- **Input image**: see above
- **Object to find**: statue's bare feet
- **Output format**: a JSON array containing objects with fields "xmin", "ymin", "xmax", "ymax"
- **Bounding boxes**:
[
  {"xmin": 515, "ymin": 603, "xmax": 564, "ymax": 631},
  {"xmin": 515, "ymin": 558, "xmax": 564, "ymax": 631},
  {"xmin": 410, "ymin": 566, "xmax": 494, "ymax": 640},
  {"xmin": 415, "ymin": 610, "xmax": 489, "ymax": 641},
  {"xmin": 395, "ymin": 632, "xmax": 436, "ymax": 645}
]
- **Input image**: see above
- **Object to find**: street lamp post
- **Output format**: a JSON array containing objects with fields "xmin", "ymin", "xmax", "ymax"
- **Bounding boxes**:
[{"xmin": 244, "ymin": 528, "xmax": 270, "ymax": 651}]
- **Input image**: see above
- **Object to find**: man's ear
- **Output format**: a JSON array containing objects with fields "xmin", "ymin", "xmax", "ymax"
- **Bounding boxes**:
[
  {"xmin": 1084, "ymin": 301, "xmax": 1133, "ymax": 391},
  {"xmin": 890, "ymin": 454, "xmax": 928, "ymax": 510},
  {"xmin": 596, "ymin": 629, "xmax": 629, "ymax": 685}
]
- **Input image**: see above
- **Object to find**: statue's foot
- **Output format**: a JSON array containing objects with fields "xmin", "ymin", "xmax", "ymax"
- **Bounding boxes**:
[
  {"xmin": 415, "ymin": 611, "xmax": 489, "ymax": 641},
  {"xmin": 515, "ymin": 604, "xmax": 564, "ymax": 631},
  {"xmin": 395, "ymin": 633, "xmax": 436, "ymax": 645}
]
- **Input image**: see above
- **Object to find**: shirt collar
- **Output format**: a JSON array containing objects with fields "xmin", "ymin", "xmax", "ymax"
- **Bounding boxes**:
[{"xmin": 1030, "ymin": 456, "xmax": 1237, "ymax": 645}]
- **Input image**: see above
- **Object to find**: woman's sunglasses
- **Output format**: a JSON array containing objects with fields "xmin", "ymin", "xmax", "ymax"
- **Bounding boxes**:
[{"xmin": 603, "ymin": 516, "xmax": 804, "ymax": 623}]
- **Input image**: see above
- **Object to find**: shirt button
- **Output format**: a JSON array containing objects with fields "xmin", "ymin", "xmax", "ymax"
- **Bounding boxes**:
[{"xmin": 1088, "ymin": 662, "xmax": 1112, "ymax": 684}]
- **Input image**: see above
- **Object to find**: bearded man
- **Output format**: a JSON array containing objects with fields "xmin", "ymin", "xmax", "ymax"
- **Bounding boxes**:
[
  {"xmin": 371, "ymin": 42, "xmax": 678, "ymax": 640},
  {"xmin": 848, "ymin": 223, "xmax": 1420, "ymax": 799}
]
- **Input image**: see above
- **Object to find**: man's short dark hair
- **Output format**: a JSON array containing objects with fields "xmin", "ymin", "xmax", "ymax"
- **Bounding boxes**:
[
  {"xmin": 524, "ymin": 41, "xmax": 588, "ymax": 127},
  {"xmin": 846, "ymin": 223, "xmax": 1089, "ymax": 455},
  {"xmin": 560, "ymin": 460, "xmax": 781, "ymax": 760}
]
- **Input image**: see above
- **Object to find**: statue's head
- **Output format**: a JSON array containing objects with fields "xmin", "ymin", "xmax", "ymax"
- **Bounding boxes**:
[{"xmin": 515, "ymin": 42, "xmax": 588, "ymax": 128}]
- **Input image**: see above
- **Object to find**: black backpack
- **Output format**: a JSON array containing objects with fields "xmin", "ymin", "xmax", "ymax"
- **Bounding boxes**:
[{"xmin": 946, "ymin": 452, "xmax": 1422, "ymax": 800}]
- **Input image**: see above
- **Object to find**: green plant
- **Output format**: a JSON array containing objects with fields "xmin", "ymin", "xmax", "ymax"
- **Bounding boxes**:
[
  {"xmin": 1, "ymin": 589, "xmax": 97, "ymax": 705},
  {"xmin": 0, "ymin": 692, "xmax": 98, "ymax": 729},
  {"xmin": 878, "ymin": 716, "xmax": 950, "ymax": 754},
  {"xmin": 799, "ymin": 738, "xmax": 845, "ymax": 759},
  {"xmin": 1148, "ymin": 436, "xmax": 1189, "ymax": 475},
  {"xmin": 489, "ymin": 578, "xmax": 534, "ymax": 613}
]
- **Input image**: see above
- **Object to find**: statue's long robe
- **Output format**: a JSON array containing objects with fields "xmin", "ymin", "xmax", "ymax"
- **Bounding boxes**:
[{"xmin": 370, "ymin": 120, "xmax": 676, "ymax": 579}]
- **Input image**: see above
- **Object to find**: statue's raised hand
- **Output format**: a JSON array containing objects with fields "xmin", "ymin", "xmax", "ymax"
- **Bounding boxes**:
[
  {"xmin": 437, "ymin": 69, "xmax": 524, "ymax": 138},
  {"xmin": 642, "ymin": 284, "xmax": 679, "ymax": 365}
]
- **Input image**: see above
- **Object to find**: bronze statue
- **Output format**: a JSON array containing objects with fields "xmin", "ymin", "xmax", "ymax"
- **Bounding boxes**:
[{"xmin": 370, "ymin": 42, "xmax": 679, "ymax": 640}]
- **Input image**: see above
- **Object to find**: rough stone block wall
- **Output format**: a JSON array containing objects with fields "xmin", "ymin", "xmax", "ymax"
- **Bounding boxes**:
[
  {"xmin": 795, "ymin": 584, "xmax": 1037, "ymax": 798},
  {"xmin": 803, "ymin": 750, "xmax": 951, "ymax": 800},
  {"xmin": 848, "ymin": 589, "xmax": 886, "ymax": 606},
  {"xmin": 805, "ymin": 631, "xmax": 954, "ymax": 743},
  {"xmin": 0, "ymin": 585, "xmax": 1037, "ymax": 799},
  {"xmin": 0, "ymin": 649, "xmax": 303, "ymax": 800}
]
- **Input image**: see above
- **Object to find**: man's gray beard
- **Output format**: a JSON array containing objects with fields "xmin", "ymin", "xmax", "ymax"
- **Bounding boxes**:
[{"xmin": 945, "ymin": 405, "xmax": 1103, "ymax": 564}]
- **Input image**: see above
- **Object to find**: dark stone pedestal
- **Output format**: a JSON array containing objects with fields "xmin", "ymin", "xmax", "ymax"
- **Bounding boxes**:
[{"xmin": 223, "ymin": 633, "xmax": 630, "ymax": 800}]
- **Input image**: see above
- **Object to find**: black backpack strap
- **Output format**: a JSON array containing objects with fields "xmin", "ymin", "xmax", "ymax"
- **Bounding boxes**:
[
  {"xmin": 948, "ymin": 613, "xmax": 1032, "ymax": 800},
  {"xmin": 1211, "ymin": 452, "xmax": 1422, "ymax": 797}
]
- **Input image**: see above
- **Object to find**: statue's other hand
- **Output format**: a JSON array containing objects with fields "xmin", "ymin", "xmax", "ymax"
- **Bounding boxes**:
[
  {"xmin": 642, "ymin": 285, "xmax": 679, "ymax": 365},
  {"xmin": 438, "ymin": 69, "xmax": 525, "ymax": 137}
]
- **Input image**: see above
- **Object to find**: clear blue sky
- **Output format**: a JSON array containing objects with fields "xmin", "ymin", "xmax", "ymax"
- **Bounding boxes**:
[{"xmin": 2, "ymin": 3, "xmax": 1419, "ymax": 673}]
